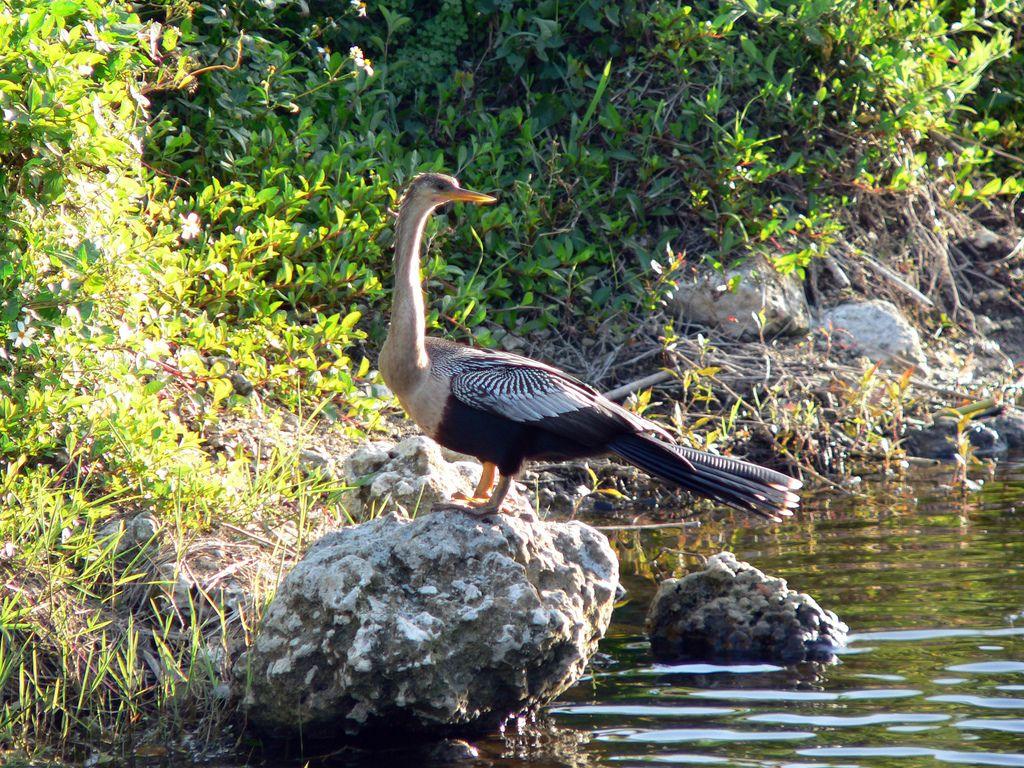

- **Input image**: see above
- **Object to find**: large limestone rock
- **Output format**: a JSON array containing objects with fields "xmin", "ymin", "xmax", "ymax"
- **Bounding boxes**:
[
  {"xmin": 239, "ymin": 511, "xmax": 618, "ymax": 739},
  {"xmin": 342, "ymin": 436, "xmax": 532, "ymax": 518},
  {"xmin": 818, "ymin": 300, "xmax": 925, "ymax": 366},
  {"xmin": 672, "ymin": 256, "xmax": 810, "ymax": 340},
  {"xmin": 645, "ymin": 552, "xmax": 847, "ymax": 663}
]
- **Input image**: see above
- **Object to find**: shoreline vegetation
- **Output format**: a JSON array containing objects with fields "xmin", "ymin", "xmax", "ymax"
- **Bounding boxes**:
[{"xmin": 1, "ymin": 0, "xmax": 1022, "ymax": 761}]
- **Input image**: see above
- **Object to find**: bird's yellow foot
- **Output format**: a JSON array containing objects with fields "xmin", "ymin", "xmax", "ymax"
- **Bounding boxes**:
[{"xmin": 451, "ymin": 491, "xmax": 490, "ymax": 504}]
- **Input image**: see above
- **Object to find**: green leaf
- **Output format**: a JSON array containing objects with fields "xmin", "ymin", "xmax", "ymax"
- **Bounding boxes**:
[
  {"xmin": 162, "ymin": 27, "xmax": 178, "ymax": 52},
  {"xmin": 210, "ymin": 377, "xmax": 233, "ymax": 406},
  {"xmin": 740, "ymin": 36, "xmax": 760, "ymax": 63},
  {"xmin": 255, "ymin": 187, "xmax": 279, "ymax": 205},
  {"xmin": 978, "ymin": 177, "xmax": 1001, "ymax": 197},
  {"xmin": 341, "ymin": 310, "xmax": 361, "ymax": 331},
  {"xmin": 50, "ymin": 1, "xmax": 80, "ymax": 17}
]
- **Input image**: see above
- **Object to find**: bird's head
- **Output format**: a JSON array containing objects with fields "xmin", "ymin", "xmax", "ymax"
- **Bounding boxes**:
[{"xmin": 399, "ymin": 173, "xmax": 496, "ymax": 213}]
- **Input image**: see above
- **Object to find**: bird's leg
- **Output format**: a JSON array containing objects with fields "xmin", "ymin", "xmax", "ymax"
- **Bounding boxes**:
[
  {"xmin": 452, "ymin": 462, "xmax": 496, "ymax": 503},
  {"xmin": 432, "ymin": 474, "xmax": 515, "ymax": 517},
  {"xmin": 462, "ymin": 474, "xmax": 512, "ymax": 517}
]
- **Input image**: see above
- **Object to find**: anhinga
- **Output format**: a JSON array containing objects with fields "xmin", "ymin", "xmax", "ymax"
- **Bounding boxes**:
[{"xmin": 378, "ymin": 173, "xmax": 802, "ymax": 519}]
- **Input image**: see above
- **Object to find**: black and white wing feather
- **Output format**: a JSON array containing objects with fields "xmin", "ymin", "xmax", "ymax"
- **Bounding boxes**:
[{"xmin": 442, "ymin": 344, "xmax": 673, "ymax": 445}]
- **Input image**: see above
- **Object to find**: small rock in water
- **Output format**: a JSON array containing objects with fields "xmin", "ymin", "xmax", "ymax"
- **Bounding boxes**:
[
  {"xmin": 423, "ymin": 739, "xmax": 479, "ymax": 763},
  {"xmin": 904, "ymin": 420, "xmax": 1008, "ymax": 460},
  {"xmin": 989, "ymin": 408, "xmax": 1024, "ymax": 451},
  {"xmin": 975, "ymin": 314, "xmax": 1000, "ymax": 335},
  {"xmin": 645, "ymin": 552, "xmax": 847, "ymax": 663},
  {"xmin": 239, "ymin": 511, "xmax": 618, "ymax": 740}
]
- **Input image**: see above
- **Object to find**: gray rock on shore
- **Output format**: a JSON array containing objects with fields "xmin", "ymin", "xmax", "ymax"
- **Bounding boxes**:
[
  {"xmin": 818, "ymin": 300, "xmax": 926, "ymax": 366},
  {"xmin": 342, "ymin": 436, "xmax": 533, "ymax": 518},
  {"xmin": 645, "ymin": 552, "xmax": 847, "ymax": 663},
  {"xmin": 239, "ymin": 511, "xmax": 618, "ymax": 739},
  {"xmin": 672, "ymin": 256, "xmax": 810, "ymax": 340}
]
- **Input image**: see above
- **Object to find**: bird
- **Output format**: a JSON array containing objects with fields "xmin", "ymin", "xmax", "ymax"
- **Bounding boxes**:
[{"xmin": 377, "ymin": 173, "xmax": 802, "ymax": 520}]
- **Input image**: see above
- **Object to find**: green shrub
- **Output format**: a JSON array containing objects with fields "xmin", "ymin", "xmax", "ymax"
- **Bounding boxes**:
[{"xmin": 147, "ymin": 0, "xmax": 1018, "ymax": 351}]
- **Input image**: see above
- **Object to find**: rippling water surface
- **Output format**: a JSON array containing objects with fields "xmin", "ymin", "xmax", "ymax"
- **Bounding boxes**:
[{"xmin": 469, "ymin": 461, "xmax": 1024, "ymax": 768}]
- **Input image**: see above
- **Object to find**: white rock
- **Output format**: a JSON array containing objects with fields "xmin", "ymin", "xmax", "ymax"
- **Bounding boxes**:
[
  {"xmin": 818, "ymin": 300, "xmax": 925, "ymax": 365},
  {"xmin": 239, "ymin": 511, "xmax": 618, "ymax": 739},
  {"xmin": 672, "ymin": 256, "xmax": 809, "ymax": 339}
]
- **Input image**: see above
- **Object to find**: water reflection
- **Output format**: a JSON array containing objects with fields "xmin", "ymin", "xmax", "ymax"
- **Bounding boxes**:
[
  {"xmin": 956, "ymin": 719, "xmax": 1024, "ymax": 733},
  {"xmin": 794, "ymin": 746, "xmax": 1024, "ymax": 766}
]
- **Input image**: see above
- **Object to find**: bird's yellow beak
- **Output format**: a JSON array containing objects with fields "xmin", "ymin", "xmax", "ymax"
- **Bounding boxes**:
[{"xmin": 446, "ymin": 188, "xmax": 497, "ymax": 205}]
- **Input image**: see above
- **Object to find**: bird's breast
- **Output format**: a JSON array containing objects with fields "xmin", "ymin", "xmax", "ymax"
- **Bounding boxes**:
[{"xmin": 391, "ymin": 373, "xmax": 450, "ymax": 439}]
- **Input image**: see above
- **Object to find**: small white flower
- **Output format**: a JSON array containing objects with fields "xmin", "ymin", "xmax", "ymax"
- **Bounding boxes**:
[
  {"xmin": 8, "ymin": 320, "xmax": 35, "ymax": 349},
  {"xmin": 129, "ymin": 84, "xmax": 150, "ymax": 109},
  {"xmin": 91, "ymin": 95, "xmax": 107, "ymax": 129},
  {"xmin": 77, "ymin": 64, "xmax": 93, "ymax": 76},
  {"xmin": 350, "ymin": 0, "xmax": 367, "ymax": 17},
  {"xmin": 349, "ymin": 45, "xmax": 374, "ymax": 76},
  {"xmin": 148, "ymin": 22, "xmax": 162, "ymax": 59},
  {"xmin": 179, "ymin": 211, "xmax": 202, "ymax": 241},
  {"xmin": 84, "ymin": 21, "xmax": 114, "ymax": 53}
]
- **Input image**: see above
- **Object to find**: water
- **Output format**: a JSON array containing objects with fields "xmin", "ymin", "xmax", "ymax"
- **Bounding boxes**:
[{"xmin": 463, "ymin": 461, "xmax": 1024, "ymax": 767}]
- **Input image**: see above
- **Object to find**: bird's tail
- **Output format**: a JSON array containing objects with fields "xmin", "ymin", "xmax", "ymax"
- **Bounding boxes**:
[{"xmin": 607, "ymin": 433, "xmax": 802, "ymax": 520}]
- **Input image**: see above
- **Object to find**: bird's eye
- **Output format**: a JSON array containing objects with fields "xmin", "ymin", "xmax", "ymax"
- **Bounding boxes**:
[{"xmin": 433, "ymin": 181, "xmax": 446, "ymax": 191}]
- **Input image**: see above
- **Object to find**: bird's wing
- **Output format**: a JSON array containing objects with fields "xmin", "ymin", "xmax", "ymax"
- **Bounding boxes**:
[{"xmin": 447, "ymin": 346, "xmax": 673, "ymax": 445}]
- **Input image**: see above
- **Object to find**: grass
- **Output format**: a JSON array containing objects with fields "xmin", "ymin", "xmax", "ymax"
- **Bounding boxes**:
[
  {"xmin": 1, "ymin": 0, "xmax": 1022, "ymax": 758},
  {"xmin": 0, "ymin": 436, "xmax": 349, "ymax": 761}
]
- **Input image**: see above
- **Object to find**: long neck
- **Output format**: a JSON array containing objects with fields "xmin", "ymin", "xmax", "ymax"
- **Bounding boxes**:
[{"xmin": 383, "ymin": 199, "xmax": 432, "ymax": 380}]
